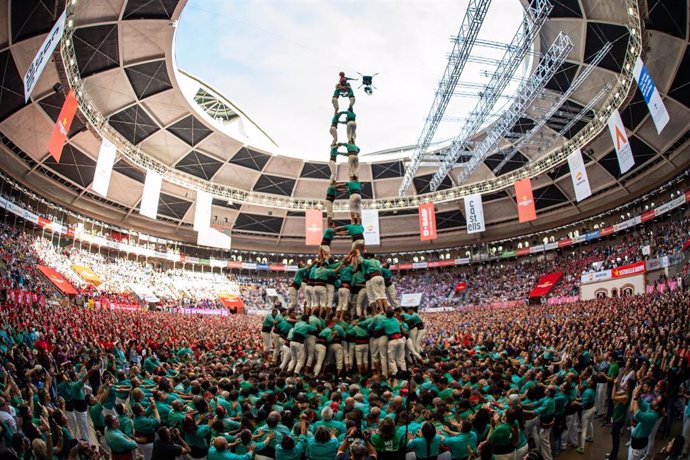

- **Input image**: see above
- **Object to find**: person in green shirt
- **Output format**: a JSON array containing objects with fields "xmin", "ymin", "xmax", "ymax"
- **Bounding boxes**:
[
  {"xmin": 381, "ymin": 262, "xmax": 400, "ymax": 308},
  {"xmin": 287, "ymin": 315, "xmax": 317, "ymax": 375},
  {"xmin": 313, "ymin": 260, "xmax": 343, "ymax": 318},
  {"xmin": 288, "ymin": 262, "xmax": 308, "ymax": 310},
  {"xmin": 183, "ymin": 415, "xmax": 212, "ymax": 459},
  {"xmin": 339, "ymin": 110, "xmax": 357, "ymax": 144},
  {"xmin": 369, "ymin": 418, "xmax": 402, "ymax": 459},
  {"xmin": 332, "ymin": 82, "xmax": 355, "ymax": 113},
  {"xmin": 330, "ymin": 112, "xmax": 339, "ymax": 146},
  {"xmin": 488, "ymin": 411, "xmax": 517, "ymax": 459},
  {"xmin": 325, "ymin": 183, "xmax": 337, "ymax": 223},
  {"xmin": 608, "ymin": 376, "xmax": 630, "ymax": 460},
  {"xmin": 261, "ymin": 308, "xmax": 281, "ymax": 362},
  {"xmin": 350, "ymin": 320, "xmax": 370, "ymax": 374},
  {"xmin": 628, "ymin": 384, "xmax": 660, "ymax": 460},
  {"xmin": 104, "ymin": 414, "xmax": 137, "ymax": 459},
  {"xmin": 336, "ymin": 264, "xmax": 353, "ymax": 322},
  {"xmin": 336, "ymin": 178, "xmax": 362, "ymax": 222},
  {"xmin": 133, "ymin": 399, "xmax": 160, "ymax": 460},
  {"xmin": 443, "ymin": 419, "xmax": 478, "ymax": 460},
  {"xmin": 208, "ymin": 436, "xmax": 252, "ymax": 460},
  {"xmin": 336, "ymin": 142, "xmax": 360, "ymax": 181},
  {"xmin": 115, "ymin": 403, "xmax": 133, "ymax": 438},
  {"xmin": 313, "ymin": 325, "xmax": 334, "ymax": 378},
  {"xmin": 376, "ymin": 309, "xmax": 405, "ymax": 377},
  {"xmin": 320, "ymin": 222, "xmax": 336, "ymax": 261},
  {"xmin": 87, "ymin": 382, "xmax": 111, "ymax": 435},
  {"xmin": 577, "ymin": 377, "xmax": 596, "ymax": 454},
  {"xmin": 407, "ymin": 422, "xmax": 441, "ymax": 460}
]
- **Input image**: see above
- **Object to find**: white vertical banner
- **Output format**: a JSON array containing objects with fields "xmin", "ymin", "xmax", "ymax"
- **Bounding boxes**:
[
  {"xmin": 197, "ymin": 227, "xmax": 231, "ymax": 250},
  {"xmin": 567, "ymin": 148, "xmax": 592, "ymax": 202},
  {"xmin": 464, "ymin": 193, "xmax": 485, "ymax": 234},
  {"xmin": 193, "ymin": 190, "xmax": 213, "ymax": 231},
  {"xmin": 91, "ymin": 138, "xmax": 117, "ymax": 198},
  {"xmin": 140, "ymin": 170, "xmax": 162, "ymax": 219},
  {"xmin": 24, "ymin": 10, "xmax": 67, "ymax": 102},
  {"xmin": 607, "ymin": 110, "xmax": 635, "ymax": 175},
  {"xmin": 361, "ymin": 209, "xmax": 380, "ymax": 246},
  {"xmin": 633, "ymin": 57, "xmax": 670, "ymax": 134}
]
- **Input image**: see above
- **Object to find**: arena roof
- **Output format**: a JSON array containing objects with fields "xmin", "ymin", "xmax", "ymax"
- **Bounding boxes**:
[{"xmin": 0, "ymin": 0, "xmax": 689, "ymax": 253}]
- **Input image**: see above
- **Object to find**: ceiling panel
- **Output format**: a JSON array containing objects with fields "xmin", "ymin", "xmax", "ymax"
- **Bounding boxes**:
[
  {"xmin": 252, "ymin": 174, "xmax": 296, "ymax": 197},
  {"xmin": 167, "ymin": 115, "xmax": 213, "ymax": 146},
  {"xmin": 0, "ymin": 50, "xmax": 27, "ymax": 121},
  {"xmin": 44, "ymin": 144, "xmax": 96, "ymax": 187},
  {"xmin": 123, "ymin": 0, "xmax": 179, "ymax": 19},
  {"xmin": 157, "ymin": 192, "xmax": 191, "ymax": 220},
  {"xmin": 229, "ymin": 147, "xmax": 270, "ymax": 171},
  {"xmin": 234, "ymin": 213, "xmax": 284, "ymax": 234},
  {"xmin": 72, "ymin": 24, "xmax": 120, "ymax": 77},
  {"xmin": 83, "ymin": 69, "xmax": 138, "ymax": 116},
  {"xmin": 371, "ymin": 160, "xmax": 405, "ymax": 179},
  {"xmin": 583, "ymin": 22, "xmax": 630, "ymax": 73},
  {"xmin": 109, "ymin": 104, "xmax": 159, "ymax": 144},
  {"xmin": 11, "ymin": 0, "xmax": 62, "ymax": 43},
  {"xmin": 125, "ymin": 60, "xmax": 172, "ymax": 99},
  {"xmin": 174, "ymin": 150, "xmax": 223, "ymax": 181},
  {"xmin": 300, "ymin": 162, "xmax": 331, "ymax": 179}
]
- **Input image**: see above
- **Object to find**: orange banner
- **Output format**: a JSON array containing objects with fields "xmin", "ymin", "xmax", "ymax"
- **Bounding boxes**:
[
  {"xmin": 305, "ymin": 209, "xmax": 323, "ymax": 246},
  {"xmin": 71, "ymin": 265, "xmax": 101, "ymax": 286},
  {"xmin": 218, "ymin": 292, "xmax": 245, "ymax": 313},
  {"xmin": 48, "ymin": 89, "xmax": 78, "ymax": 162},
  {"xmin": 418, "ymin": 202, "xmax": 437, "ymax": 241},
  {"xmin": 515, "ymin": 178, "xmax": 537, "ymax": 223},
  {"xmin": 37, "ymin": 265, "xmax": 77, "ymax": 295}
]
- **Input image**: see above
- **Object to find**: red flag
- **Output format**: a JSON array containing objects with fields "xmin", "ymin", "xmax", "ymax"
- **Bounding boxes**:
[
  {"xmin": 305, "ymin": 209, "xmax": 323, "ymax": 246},
  {"xmin": 48, "ymin": 89, "xmax": 78, "ymax": 162},
  {"xmin": 455, "ymin": 281, "xmax": 467, "ymax": 293},
  {"xmin": 529, "ymin": 272, "xmax": 563, "ymax": 298},
  {"xmin": 418, "ymin": 202, "xmax": 437, "ymax": 241},
  {"xmin": 515, "ymin": 178, "xmax": 537, "ymax": 223}
]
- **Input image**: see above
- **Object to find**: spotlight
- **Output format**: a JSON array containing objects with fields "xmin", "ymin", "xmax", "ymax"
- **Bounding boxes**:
[{"xmin": 52, "ymin": 82, "xmax": 64, "ymax": 94}]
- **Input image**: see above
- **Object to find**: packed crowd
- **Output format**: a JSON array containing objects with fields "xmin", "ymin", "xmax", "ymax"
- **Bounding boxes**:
[{"xmin": 0, "ymin": 272, "xmax": 689, "ymax": 460}]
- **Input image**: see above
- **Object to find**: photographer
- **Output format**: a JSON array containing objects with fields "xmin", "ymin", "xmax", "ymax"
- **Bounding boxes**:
[
  {"xmin": 151, "ymin": 426, "xmax": 190, "ymax": 460},
  {"xmin": 337, "ymin": 426, "xmax": 377, "ymax": 460}
]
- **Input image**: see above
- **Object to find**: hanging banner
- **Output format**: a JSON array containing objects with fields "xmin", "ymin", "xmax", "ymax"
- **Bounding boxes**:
[
  {"xmin": 140, "ymin": 170, "xmax": 162, "ymax": 219},
  {"xmin": 529, "ymin": 272, "xmax": 563, "ymax": 298},
  {"xmin": 567, "ymin": 148, "xmax": 591, "ymax": 202},
  {"xmin": 197, "ymin": 227, "xmax": 231, "ymax": 250},
  {"xmin": 611, "ymin": 260, "xmax": 646, "ymax": 279},
  {"xmin": 633, "ymin": 57, "xmax": 670, "ymax": 134},
  {"xmin": 305, "ymin": 209, "xmax": 323, "ymax": 246},
  {"xmin": 515, "ymin": 178, "xmax": 537, "ymax": 223},
  {"xmin": 362, "ymin": 209, "xmax": 380, "ymax": 246},
  {"xmin": 400, "ymin": 293, "xmax": 422, "ymax": 307},
  {"xmin": 47, "ymin": 89, "xmax": 78, "ymax": 162},
  {"xmin": 37, "ymin": 265, "xmax": 78, "ymax": 296},
  {"xmin": 91, "ymin": 138, "xmax": 117, "ymax": 197},
  {"xmin": 24, "ymin": 10, "xmax": 67, "ymax": 102},
  {"xmin": 418, "ymin": 202, "xmax": 437, "ymax": 241},
  {"xmin": 193, "ymin": 190, "xmax": 213, "ymax": 231},
  {"xmin": 218, "ymin": 292, "xmax": 245, "ymax": 311},
  {"xmin": 464, "ymin": 193, "xmax": 485, "ymax": 234},
  {"xmin": 607, "ymin": 110, "xmax": 635, "ymax": 174}
]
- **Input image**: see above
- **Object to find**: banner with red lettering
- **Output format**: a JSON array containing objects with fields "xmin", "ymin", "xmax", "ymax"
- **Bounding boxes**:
[
  {"xmin": 611, "ymin": 260, "xmax": 646, "ymax": 278},
  {"xmin": 418, "ymin": 202, "xmax": 437, "ymax": 241},
  {"xmin": 218, "ymin": 292, "xmax": 245, "ymax": 313},
  {"xmin": 48, "ymin": 89, "xmax": 78, "ymax": 162},
  {"xmin": 529, "ymin": 272, "xmax": 563, "ymax": 298},
  {"xmin": 455, "ymin": 281, "xmax": 468, "ymax": 293},
  {"xmin": 305, "ymin": 209, "xmax": 323, "ymax": 246},
  {"xmin": 37, "ymin": 265, "xmax": 77, "ymax": 295},
  {"xmin": 515, "ymin": 178, "xmax": 537, "ymax": 223}
]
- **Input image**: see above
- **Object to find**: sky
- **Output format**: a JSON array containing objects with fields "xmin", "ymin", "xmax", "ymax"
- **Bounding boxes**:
[{"xmin": 175, "ymin": 0, "xmax": 528, "ymax": 161}]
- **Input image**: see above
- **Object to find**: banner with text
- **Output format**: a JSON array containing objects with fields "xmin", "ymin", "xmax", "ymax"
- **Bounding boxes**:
[
  {"xmin": 71, "ymin": 265, "xmax": 101, "ymax": 286},
  {"xmin": 37, "ymin": 265, "xmax": 77, "ymax": 296},
  {"xmin": 567, "ymin": 148, "xmax": 591, "ymax": 202},
  {"xmin": 607, "ymin": 110, "xmax": 635, "ymax": 175},
  {"xmin": 529, "ymin": 272, "xmax": 563, "ymax": 298},
  {"xmin": 48, "ymin": 89, "xmax": 78, "ymax": 162},
  {"xmin": 633, "ymin": 57, "xmax": 670, "ymax": 134},
  {"xmin": 305, "ymin": 209, "xmax": 323, "ymax": 246},
  {"xmin": 92, "ymin": 138, "xmax": 117, "ymax": 197},
  {"xmin": 418, "ymin": 202, "xmax": 437, "ymax": 241},
  {"xmin": 515, "ymin": 178, "xmax": 537, "ymax": 223},
  {"xmin": 24, "ymin": 10, "xmax": 66, "ymax": 102},
  {"xmin": 362, "ymin": 209, "xmax": 380, "ymax": 246},
  {"xmin": 464, "ymin": 193, "xmax": 485, "ymax": 234},
  {"xmin": 140, "ymin": 170, "xmax": 162, "ymax": 219}
]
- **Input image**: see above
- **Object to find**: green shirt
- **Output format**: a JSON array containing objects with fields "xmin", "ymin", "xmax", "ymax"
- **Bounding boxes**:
[
  {"xmin": 408, "ymin": 434, "xmax": 441, "ymax": 459},
  {"xmin": 326, "ymin": 185, "xmax": 336, "ymax": 201},
  {"xmin": 89, "ymin": 402, "xmax": 105, "ymax": 429},
  {"xmin": 322, "ymin": 228, "xmax": 335, "ymax": 243},
  {"xmin": 489, "ymin": 422, "xmax": 513, "ymax": 450},
  {"xmin": 293, "ymin": 267, "xmax": 309, "ymax": 285},
  {"xmin": 185, "ymin": 424, "xmax": 211, "ymax": 449},
  {"xmin": 207, "ymin": 446, "xmax": 250, "ymax": 460},
  {"xmin": 344, "ymin": 223, "xmax": 364, "ymax": 239},
  {"xmin": 377, "ymin": 317, "xmax": 402, "ymax": 336},
  {"xmin": 581, "ymin": 387, "xmax": 596, "ymax": 409},
  {"xmin": 370, "ymin": 432, "xmax": 402, "ymax": 454},
  {"xmin": 632, "ymin": 407, "xmax": 658, "ymax": 438},
  {"xmin": 314, "ymin": 267, "xmax": 336, "ymax": 282},
  {"xmin": 341, "ymin": 143, "xmax": 359, "ymax": 155},
  {"xmin": 444, "ymin": 432, "xmax": 477, "ymax": 459},
  {"xmin": 118, "ymin": 414, "xmax": 134, "ymax": 437},
  {"xmin": 301, "ymin": 436, "xmax": 339, "ymax": 460},
  {"xmin": 133, "ymin": 414, "xmax": 159, "ymax": 435},
  {"xmin": 347, "ymin": 180, "xmax": 361, "ymax": 195},
  {"xmin": 105, "ymin": 427, "xmax": 136, "ymax": 453}
]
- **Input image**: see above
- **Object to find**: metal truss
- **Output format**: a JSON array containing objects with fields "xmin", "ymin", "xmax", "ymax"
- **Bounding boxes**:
[
  {"xmin": 428, "ymin": 0, "xmax": 553, "ymax": 192},
  {"xmin": 492, "ymin": 42, "xmax": 612, "ymax": 174},
  {"xmin": 59, "ymin": 0, "xmax": 641, "ymax": 212},
  {"xmin": 398, "ymin": 0, "xmax": 493, "ymax": 196},
  {"xmin": 456, "ymin": 32, "xmax": 574, "ymax": 184}
]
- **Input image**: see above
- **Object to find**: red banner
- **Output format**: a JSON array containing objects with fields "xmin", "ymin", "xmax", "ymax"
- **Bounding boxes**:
[
  {"xmin": 455, "ymin": 281, "xmax": 467, "ymax": 293},
  {"xmin": 558, "ymin": 238, "xmax": 573, "ymax": 248},
  {"xmin": 611, "ymin": 260, "xmax": 645, "ymax": 278},
  {"xmin": 269, "ymin": 264, "xmax": 285, "ymax": 272},
  {"xmin": 516, "ymin": 247, "xmax": 530, "ymax": 257},
  {"xmin": 641, "ymin": 210, "xmax": 655, "ymax": 223},
  {"xmin": 529, "ymin": 272, "xmax": 563, "ymax": 298},
  {"xmin": 418, "ymin": 202, "xmax": 437, "ymax": 241},
  {"xmin": 305, "ymin": 209, "xmax": 323, "ymax": 246},
  {"xmin": 515, "ymin": 178, "xmax": 537, "ymax": 223},
  {"xmin": 48, "ymin": 89, "xmax": 78, "ymax": 162},
  {"xmin": 218, "ymin": 292, "xmax": 245, "ymax": 313},
  {"xmin": 428, "ymin": 260, "xmax": 455, "ymax": 268},
  {"xmin": 37, "ymin": 265, "xmax": 77, "ymax": 295},
  {"xmin": 600, "ymin": 226, "xmax": 614, "ymax": 237},
  {"xmin": 227, "ymin": 261, "xmax": 242, "ymax": 269},
  {"xmin": 397, "ymin": 263, "xmax": 414, "ymax": 270}
]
